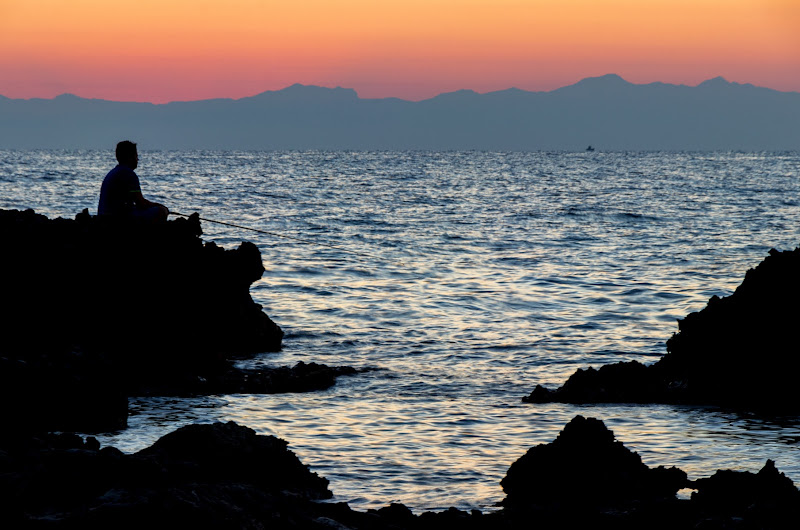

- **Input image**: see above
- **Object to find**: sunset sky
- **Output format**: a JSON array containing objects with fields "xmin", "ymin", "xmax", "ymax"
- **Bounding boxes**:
[{"xmin": 1, "ymin": 0, "xmax": 799, "ymax": 103}]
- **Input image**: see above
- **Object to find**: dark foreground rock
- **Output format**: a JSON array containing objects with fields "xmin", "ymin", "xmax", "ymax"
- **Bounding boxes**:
[
  {"xmin": 499, "ymin": 415, "xmax": 799, "ymax": 529},
  {"xmin": 1, "ymin": 417, "xmax": 797, "ymax": 529},
  {"xmin": 526, "ymin": 247, "xmax": 800, "ymax": 411},
  {"xmin": 0, "ymin": 209, "xmax": 357, "ymax": 432},
  {"xmin": 501, "ymin": 416, "xmax": 687, "ymax": 510},
  {"xmin": 0, "ymin": 422, "xmax": 331, "ymax": 528}
]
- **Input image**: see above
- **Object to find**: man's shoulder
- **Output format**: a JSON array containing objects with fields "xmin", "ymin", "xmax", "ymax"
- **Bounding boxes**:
[{"xmin": 105, "ymin": 165, "xmax": 138, "ymax": 180}]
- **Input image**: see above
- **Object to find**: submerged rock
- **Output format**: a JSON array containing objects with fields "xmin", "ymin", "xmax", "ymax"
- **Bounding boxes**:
[
  {"xmin": 135, "ymin": 361, "xmax": 361, "ymax": 397},
  {"xmin": 526, "ymin": 247, "xmax": 800, "ymax": 411}
]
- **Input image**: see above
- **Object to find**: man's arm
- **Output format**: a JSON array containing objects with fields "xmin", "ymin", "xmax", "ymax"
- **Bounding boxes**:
[{"xmin": 132, "ymin": 191, "xmax": 170, "ymax": 217}]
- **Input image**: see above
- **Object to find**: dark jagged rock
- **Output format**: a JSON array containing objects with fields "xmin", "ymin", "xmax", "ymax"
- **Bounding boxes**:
[
  {"xmin": 497, "ymin": 415, "xmax": 799, "ymax": 528},
  {"xmin": 526, "ymin": 247, "xmax": 800, "ymax": 411},
  {"xmin": 134, "ymin": 421, "xmax": 331, "ymax": 498},
  {"xmin": 368, "ymin": 503, "xmax": 417, "ymax": 526},
  {"xmin": 3, "ymin": 417, "xmax": 795, "ymax": 529},
  {"xmin": 501, "ymin": 415, "xmax": 687, "ymax": 511},
  {"xmin": 0, "ymin": 420, "xmax": 492, "ymax": 529},
  {"xmin": 524, "ymin": 361, "xmax": 662, "ymax": 405},
  {"xmin": 0, "ymin": 347, "xmax": 129, "ymax": 433},
  {"xmin": 0, "ymin": 422, "xmax": 332, "ymax": 528},
  {"xmin": 1, "ymin": 207, "xmax": 281, "ymax": 359},
  {"xmin": 0, "ymin": 208, "xmax": 358, "ymax": 432},
  {"xmin": 690, "ymin": 459, "xmax": 800, "ymax": 526}
]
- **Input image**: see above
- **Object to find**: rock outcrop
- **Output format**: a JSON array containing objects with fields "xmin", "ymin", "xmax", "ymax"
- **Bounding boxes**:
[
  {"xmin": 526, "ymin": 247, "xmax": 800, "ymax": 411},
  {"xmin": 500, "ymin": 415, "xmax": 692, "ymax": 528},
  {"xmin": 1, "ymin": 208, "xmax": 282, "ymax": 357},
  {"xmin": 498, "ymin": 416, "xmax": 799, "ymax": 528},
  {"xmin": 2, "ymin": 417, "xmax": 796, "ymax": 529},
  {"xmin": 690, "ymin": 459, "xmax": 800, "ymax": 527},
  {"xmin": 0, "ymin": 209, "xmax": 356, "ymax": 432},
  {"xmin": 501, "ymin": 415, "xmax": 687, "ymax": 509},
  {"xmin": 0, "ymin": 422, "xmax": 332, "ymax": 528}
]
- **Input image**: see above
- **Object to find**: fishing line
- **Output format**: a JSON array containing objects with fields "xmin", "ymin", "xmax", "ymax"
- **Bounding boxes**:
[{"xmin": 169, "ymin": 211, "xmax": 396, "ymax": 264}]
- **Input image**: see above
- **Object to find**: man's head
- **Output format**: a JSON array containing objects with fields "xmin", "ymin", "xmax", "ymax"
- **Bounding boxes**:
[{"xmin": 116, "ymin": 140, "xmax": 138, "ymax": 169}]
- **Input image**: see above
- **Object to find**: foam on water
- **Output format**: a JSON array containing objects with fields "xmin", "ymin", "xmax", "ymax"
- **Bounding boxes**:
[{"xmin": 1, "ymin": 150, "xmax": 799, "ymax": 511}]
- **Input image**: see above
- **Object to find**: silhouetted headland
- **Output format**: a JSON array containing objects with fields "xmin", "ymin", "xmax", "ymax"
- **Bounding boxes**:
[
  {"xmin": 2, "ymin": 416, "xmax": 796, "ymax": 528},
  {"xmin": 0, "ymin": 208, "xmax": 359, "ymax": 432},
  {"xmin": 525, "ymin": 247, "xmax": 800, "ymax": 412}
]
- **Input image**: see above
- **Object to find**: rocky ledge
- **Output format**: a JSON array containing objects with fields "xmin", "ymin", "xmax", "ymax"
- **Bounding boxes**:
[
  {"xmin": 1, "ymin": 416, "xmax": 796, "ymax": 528},
  {"xmin": 525, "ymin": 247, "xmax": 800, "ymax": 412},
  {"xmin": 0, "ymin": 208, "xmax": 359, "ymax": 432}
]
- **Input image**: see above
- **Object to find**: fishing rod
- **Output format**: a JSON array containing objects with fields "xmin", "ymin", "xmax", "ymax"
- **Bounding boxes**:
[{"xmin": 169, "ymin": 211, "xmax": 393, "ymax": 263}]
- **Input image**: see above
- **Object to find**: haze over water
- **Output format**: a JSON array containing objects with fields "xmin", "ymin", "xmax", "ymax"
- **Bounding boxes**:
[{"xmin": 2, "ymin": 150, "xmax": 799, "ymax": 512}]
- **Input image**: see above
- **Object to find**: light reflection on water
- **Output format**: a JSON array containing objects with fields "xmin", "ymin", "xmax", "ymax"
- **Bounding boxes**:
[
  {"xmin": 2, "ymin": 150, "xmax": 799, "ymax": 512},
  {"xmin": 108, "ymin": 388, "xmax": 800, "ymax": 512}
]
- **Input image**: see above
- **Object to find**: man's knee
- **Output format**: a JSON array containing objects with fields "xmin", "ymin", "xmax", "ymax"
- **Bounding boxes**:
[{"xmin": 132, "ymin": 206, "xmax": 167, "ymax": 223}]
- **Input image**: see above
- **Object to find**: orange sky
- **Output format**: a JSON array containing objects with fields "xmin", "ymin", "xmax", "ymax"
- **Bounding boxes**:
[{"xmin": 1, "ymin": 0, "xmax": 798, "ymax": 102}]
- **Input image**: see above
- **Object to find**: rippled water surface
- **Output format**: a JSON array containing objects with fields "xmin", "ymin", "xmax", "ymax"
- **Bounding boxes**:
[{"xmin": 2, "ymin": 150, "xmax": 799, "ymax": 511}]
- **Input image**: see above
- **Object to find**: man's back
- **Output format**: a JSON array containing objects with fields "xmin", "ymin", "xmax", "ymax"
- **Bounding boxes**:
[{"xmin": 98, "ymin": 164, "xmax": 141, "ymax": 217}]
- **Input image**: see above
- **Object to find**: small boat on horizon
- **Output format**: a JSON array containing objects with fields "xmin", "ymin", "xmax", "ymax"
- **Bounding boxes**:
[{"xmin": 586, "ymin": 145, "xmax": 595, "ymax": 152}]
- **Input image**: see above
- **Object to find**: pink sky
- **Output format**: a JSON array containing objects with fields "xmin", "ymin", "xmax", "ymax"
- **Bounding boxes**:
[{"xmin": 1, "ymin": 0, "xmax": 799, "ymax": 102}]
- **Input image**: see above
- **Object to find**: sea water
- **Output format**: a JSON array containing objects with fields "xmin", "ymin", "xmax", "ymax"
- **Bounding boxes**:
[{"xmin": 1, "ymin": 150, "xmax": 799, "ymax": 511}]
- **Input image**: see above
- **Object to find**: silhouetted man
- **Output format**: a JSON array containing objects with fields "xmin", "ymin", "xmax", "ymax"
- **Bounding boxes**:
[{"xmin": 98, "ymin": 140, "xmax": 169, "ymax": 222}]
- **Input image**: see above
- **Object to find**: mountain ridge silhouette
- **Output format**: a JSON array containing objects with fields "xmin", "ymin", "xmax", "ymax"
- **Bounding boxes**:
[{"xmin": 1, "ymin": 75, "xmax": 798, "ymax": 150}]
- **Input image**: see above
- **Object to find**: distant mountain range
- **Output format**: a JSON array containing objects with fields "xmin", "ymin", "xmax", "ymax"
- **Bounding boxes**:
[{"xmin": 1, "ymin": 74, "xmax": 799, "ymax": 150}]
